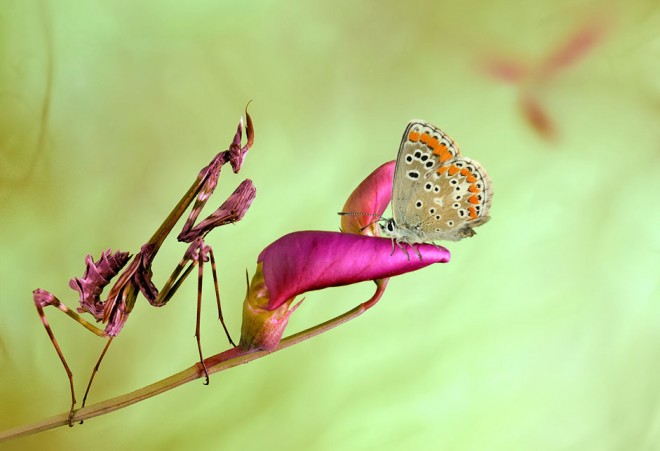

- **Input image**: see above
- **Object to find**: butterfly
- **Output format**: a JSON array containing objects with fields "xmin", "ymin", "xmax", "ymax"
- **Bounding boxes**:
[{"xmin": 381, "ymin": 120, "xmax": 493, "ymax": 244}]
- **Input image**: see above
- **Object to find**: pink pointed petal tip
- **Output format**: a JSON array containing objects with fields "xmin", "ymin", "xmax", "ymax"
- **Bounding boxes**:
[
  {"xmin": 341, "ymin": 160, "xmax": 395, "ymax": 236},
  {"xmin": 258, "ymin": 231, "xmax": 450, "ymax": 310}
]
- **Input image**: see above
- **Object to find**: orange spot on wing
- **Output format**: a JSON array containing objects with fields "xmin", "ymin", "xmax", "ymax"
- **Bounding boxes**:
[
  {"xmin": 468, "ymin": 207, "xmax": 478, "ymax": 219},
  {"xmin": 448, "ymin": 165, "xmax": 459, "ymax": 176},
  {"xmin": 420, "ymin": 133, "xmax": 430, "ymax": 144},
  {"xmin": 466, "ymin": 175, "xmax": 477, "ymax": 183},
  {"xmin": 460, "ymin": 168, "xmax": 471, "ymax": 177},
  {"xmin": 468, "ymin": 195, "xmax": 479, "ymax": 204},
  {"xmin": 433, "ymin": 143, "xmax": 448, "ymax": 155},
  {"xmin": 437, "ymin": 166, "xmax": 448, "ymax": 175},
  {"xmin": 427, "ymin": 137, "xmax": 439, "ymax": 149},
  {"xmin": 468, "ymin": 184, "xmax": 480, "ymax": 193},
  {"xmin": 409, "ymin": 131, "xmax": 420, "ymax": 142},
  {"xmin": 440, "ymin": 151, "xmax": 453, "ymax": 163}
]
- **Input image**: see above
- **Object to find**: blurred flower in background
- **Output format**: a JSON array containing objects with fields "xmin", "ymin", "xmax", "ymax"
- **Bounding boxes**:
[{"xmin": 480, "ymin": 16, "xmax": 609, "ymax": 141}]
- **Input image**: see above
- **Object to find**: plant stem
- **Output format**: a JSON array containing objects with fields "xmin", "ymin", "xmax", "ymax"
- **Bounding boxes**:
[{"xmin": 0, "ymin": 303, "xmax": 367, "ymax": 443}]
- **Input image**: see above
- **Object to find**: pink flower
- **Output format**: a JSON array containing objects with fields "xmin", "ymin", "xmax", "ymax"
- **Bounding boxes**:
[
  {"xmin": 259, "ymin": 231, "xmax": 449, "ymax": 311},
  {"xmin": 239, "ymin": 161, "xmax": 450, "ymax": 351},
  {"xmin": 340, "ymin": 161, "xmax": 395, "ymax": 236}
]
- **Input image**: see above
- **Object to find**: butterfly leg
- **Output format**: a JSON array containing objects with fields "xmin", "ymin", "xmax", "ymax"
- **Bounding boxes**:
[
  {"xmin": 408, "ymin": 242, "xmax": 423, "ymax": 261},
  {"xmin": 394, "ymin": 240, "xmax": 411, "ymax": 261}
]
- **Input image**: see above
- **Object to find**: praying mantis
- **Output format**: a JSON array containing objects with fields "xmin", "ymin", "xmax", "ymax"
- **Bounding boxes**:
[{"xmin": 32, "ymin": 110, "xmax": 255, "ymax": 425}]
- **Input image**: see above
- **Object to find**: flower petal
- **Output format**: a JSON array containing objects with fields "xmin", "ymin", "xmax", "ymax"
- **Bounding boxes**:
[
  {"xmin": 340, "ymin": 161, "xmax": 395, "ymax": 236},
  {"xmin": 258, "ymin": 231, "xmax": 450, "ymax": 310},
  {"xmin": 519, "ymin": 93, "xmax": 557, "ymax": 142}
]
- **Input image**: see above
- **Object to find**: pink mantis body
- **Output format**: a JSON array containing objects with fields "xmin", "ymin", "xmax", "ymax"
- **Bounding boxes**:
[{"xmin": 33, "ymin": 111, "xmax": 255, "ymax": 425}]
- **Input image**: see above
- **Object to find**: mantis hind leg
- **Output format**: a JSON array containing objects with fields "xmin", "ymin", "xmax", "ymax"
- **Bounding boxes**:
[
  {"xmin": 79, "ymin": 337, "xmax": 115, "ymax": 423},
  {"xmin": 32, "ymin": 288, "xmax": 107, "ymax": 426}
]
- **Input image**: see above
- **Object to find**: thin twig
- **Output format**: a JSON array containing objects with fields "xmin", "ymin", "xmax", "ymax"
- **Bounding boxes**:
[{"xmin": 0, "ymin": 303, "xmax": 367, "ymax": 443}]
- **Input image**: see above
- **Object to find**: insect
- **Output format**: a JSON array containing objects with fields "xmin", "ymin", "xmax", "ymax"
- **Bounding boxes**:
[
  {"xmin": 32, "ymin": 111, "xmax": 255, "ymax": 425},
  {"xmin": 381, "ymin": 120, "xmax": 493, "ymax": 245}
]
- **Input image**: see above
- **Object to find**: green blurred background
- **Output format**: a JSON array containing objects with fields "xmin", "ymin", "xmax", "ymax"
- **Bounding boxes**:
[{"xmin": 1, "ymin": 0, "xmax": 659, "ymax": 449}]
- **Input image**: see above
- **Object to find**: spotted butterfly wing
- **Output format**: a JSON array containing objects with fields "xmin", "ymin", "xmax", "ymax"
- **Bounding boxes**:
[{"xmin": 390, "ymin": 120, "xmax": 492, "ymax": 242}]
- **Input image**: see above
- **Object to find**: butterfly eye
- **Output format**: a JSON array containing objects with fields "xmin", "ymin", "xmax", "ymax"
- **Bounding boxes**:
[{"xmin": 387, "ymin": 222, "xmax": 394, "ymax": 232}]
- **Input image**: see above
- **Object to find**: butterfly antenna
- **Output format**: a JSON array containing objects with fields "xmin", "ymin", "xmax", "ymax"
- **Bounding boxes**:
[
  {"xmin": 359, "ymin": 219, "xmax": 381, "ymax": 233},
  {"xmin": 337, "ymin": 211, "xmax": 382, "ymax": 218}
]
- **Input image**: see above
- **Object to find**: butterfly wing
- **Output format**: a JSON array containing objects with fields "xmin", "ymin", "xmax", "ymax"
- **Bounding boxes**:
[
  {"xmin": 429, "ymin": 156, "xmax": 493, "ymax": 241},
  {"xmin": 391, "ymin": 120, "xmax": 493, "ymax": 242},
  {"xmin": 392, "ymin": 120, "xmax": 460, "ymax": 223}
]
